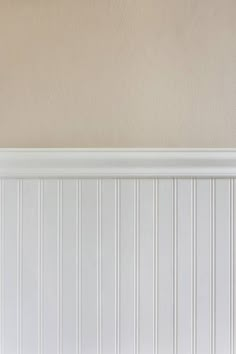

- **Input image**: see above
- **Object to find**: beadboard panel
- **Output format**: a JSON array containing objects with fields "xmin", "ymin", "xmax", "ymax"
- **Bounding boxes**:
[
  {"xmin": 0, "ymin": 178, "xmax": 235, "ymax": 354},
  {"xmin": 196, "ymin": 180, "xmax": 211, "ymax": 354}
]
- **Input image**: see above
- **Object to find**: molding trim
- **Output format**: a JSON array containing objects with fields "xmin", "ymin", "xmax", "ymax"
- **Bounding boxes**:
[{"xmin": 1, "ymin": 149, "xmax": 236, "ymax": 177}]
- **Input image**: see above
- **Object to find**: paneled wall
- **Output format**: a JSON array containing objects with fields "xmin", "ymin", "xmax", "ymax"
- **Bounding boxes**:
[{"xmin": 0, "ymin": 178, "xmax": 234, "ymax": 354}]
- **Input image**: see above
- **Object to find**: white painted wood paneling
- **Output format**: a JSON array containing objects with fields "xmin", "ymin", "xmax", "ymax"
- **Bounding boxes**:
[
  {"xmin": 62, "ymin": 180, "xmax": 77, "ymax": 354},
  {"xmin": 139, "ymin": 179, "xmax": 153, "ymax": 354},
  {"xmin": 3, "ymin": 180, "xmax": 18, "ymax": 354},
  {"xmin": 22, "ymin": 180, "xmax": 38, "ymax": 354},
  {"xmin": 119, "ymin": 180, "xmax": 135, "ymax": 354},
  {"xmin": 177, "ymin": 179, "xmax": 192, "ymax": 354},
  {"xmin": 215, "ymin": 180, "xmax": 231, "ymax": 354},
  {"xmin": 43, "ymin": 180, "xmax": 58, "ymax": 354},
  {"xmin": 0, "ymin": 150, "xmax": 235, "ymax": 354},
  {"xmin": 158, "ymin": 179, "xmax": 173, "ymax": 354},
  {"xmin": 196, "ymin": 179, "xmax": 211, "ymax": 354},
  {"xmin": 81, "ymin": 180, "xmax": 98, "ymax": 354},
  {"xmin": 101, "ymin": 180, "xmax": 116, "ymax": 354}
]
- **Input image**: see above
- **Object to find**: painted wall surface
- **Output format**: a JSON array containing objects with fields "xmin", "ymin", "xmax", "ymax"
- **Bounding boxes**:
[
  {"xmin": 0, "ymin": 178, "xmax": 234, "ymax": 353},
  {"xmin": 0, "ymin": 0, "xmax": 235, "ymax": 147}
]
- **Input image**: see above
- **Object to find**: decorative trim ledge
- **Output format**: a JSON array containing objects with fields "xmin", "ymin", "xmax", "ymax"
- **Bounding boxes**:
[{"xmin": 0, "ymin": 149, "xmax": 236, "ymax": 177}]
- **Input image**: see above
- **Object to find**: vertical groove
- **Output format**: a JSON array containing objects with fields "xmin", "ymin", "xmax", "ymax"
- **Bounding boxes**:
[
  {"xmin": 153, "ymin": 179, "xmax": 158, "ymax": 354},
  {"xmin": 230, "ymin": 179, "xmax": 234, "ymax": 354},
  {"xmin": 57, "ymin": 180, "xmax": 63, "ymax": 354},
  {"xmin": 138, "ymin": 180, "xmax": 140, "ymax": 354},
  {"xmin": 79, "ymin": 181, "xmax": 82, "ymax": 354},
  {"xmin": 153, "ymin": 180, "xmax": 156, "ymax": 354},
  {"xmin": 38, "ymin": 180, "xmax": 44, "ymax": 354},
  {"xmin": 173, "ymin": 178, "xmax": 178, "ymax": 354},
  {"xmin": 155, "ymin": 179, "xmax": 158, "ymax": 354},
  {"xmin": 192, "ymin": 179, "xmax": 197, "ymax": 354},
  {"xmin": 156, "ymin": 179, "xmax": 159, "ymax": 354},
  {"xmin": 234, "ymin": 179, "xmax": 236, "ymax": 354},
  {"xmin": 76, "ymin": 180, "xmax": 82, "ymax": 354},
  {"xmin": 210, "ymin": 179, "xmax": 216, "ymax": 354},
  {"xmin": 134, "ymin": 180, "xmax": 140, "ymax": 354},
  {"xmin": 0, "ymin": 179, "xmax": 1, "ymax": 354},
  {"xmin": 60, "ymin": 180, "xmax": 63, "ymax": 354},
  {"xmin": 0, "ymin": 180, "xmax": 4, "ymax": 354},
  {"xmin": 115, "ymin": 179, "xmax": 120, "ymax": 354},
  {"xmin": 76, "ymin": 181, "xmax": 79, "ymax": 354},
  {"xmin": 57, "ymin": 181, "xmax": 59, "ymax": 354},
  {"xmin": 153, "ymin": 180, "xmax": 155, "ymax": 354},
  {"xmin": 97, "ymin": 180, "xmax": 102, "ymax": 354},
  {"xmin": 17, "ymin": 180, "xmax": 23, "ymax": 354}
]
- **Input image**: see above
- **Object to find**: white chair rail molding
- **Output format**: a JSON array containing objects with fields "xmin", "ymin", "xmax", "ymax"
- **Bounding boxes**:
[{"xmin": 0, "ymin": 149, "xmax": 235, "ymax": 354}]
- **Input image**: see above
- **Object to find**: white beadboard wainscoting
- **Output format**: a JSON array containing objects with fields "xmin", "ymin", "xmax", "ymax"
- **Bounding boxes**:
[{"xmin": 0, "ymin": 149, "xmax": 236, "ymax": 354}]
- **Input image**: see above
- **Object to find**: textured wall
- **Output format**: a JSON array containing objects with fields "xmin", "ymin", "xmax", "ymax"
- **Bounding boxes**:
[{"xmin": 0, "ymin": 0, "xmax": 235, "ymax": 147}]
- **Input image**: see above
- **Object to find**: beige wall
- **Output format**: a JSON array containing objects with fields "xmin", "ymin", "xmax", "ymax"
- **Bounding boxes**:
[{"xmin": 0, "ymin": 0, "xmax": 235, "ymax": 147}]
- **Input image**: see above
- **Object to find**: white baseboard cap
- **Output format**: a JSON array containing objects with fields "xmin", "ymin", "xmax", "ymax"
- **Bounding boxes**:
[{"xmin": 0, "ymin": 148, "xmax": 236, "ymax": 177}]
